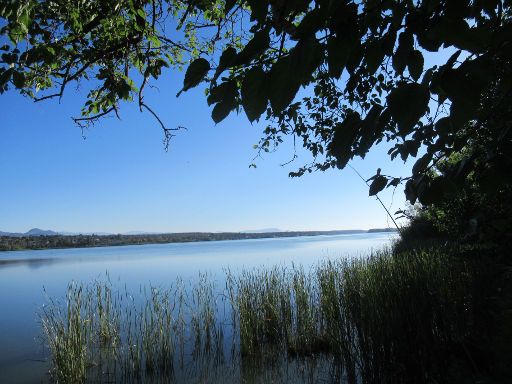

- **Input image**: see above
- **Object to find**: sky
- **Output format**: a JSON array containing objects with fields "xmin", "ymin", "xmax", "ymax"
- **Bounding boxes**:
[{"xmin": 0, "ymin": 63, "xmax": 415, "ymax": 234}]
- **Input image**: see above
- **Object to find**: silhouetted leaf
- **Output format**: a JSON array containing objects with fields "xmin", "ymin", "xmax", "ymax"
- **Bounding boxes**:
[
  {"xmin": 412, "ymin": 153, "xmax": 432, "ymax": 175},
  {"xmin": 180, "ymin": 58, "xmax": 210, "ymax": 94},
  {"xmin": 268, "ymin": 49, "xmax": 307, "ymax": 114},
  {"xmin": 12, "ymin": 70, "xmax": 25, "ymax": 89},
  {"xmin": 346, "ymin": 40, "xmax": 363, "ymax": 73},
  {"xmin": 328, "ymin": 112, "xmax": 361, "ymax": 169},
  {"xmin": 212, "ymin": 98, "xmax": 237, "ymax": 123},
  {"xmin": 247, "ymin": 0, "xmax": 268, "ymax": 24},
  {"xmin": 420, "ymin": 176, "xmax": 458, "ymax": 204},
  {"xmin": 241, "ymin": 67, "xmax": 268, "ymax": 122},
  {"xmin": 0, "ymin": 68, "xmax": 13, "ymax": 88},
  {"xmin": 388, "ymin": 178, "xmax": 401, "ymax": 187},
  {"xmin": 235, "ymin": 28, "xmax": 270, "ymax": 65},
  {"xmin": 327, "ymin": 35, "xmax": 350, "ymax": 78},
  {"xmin": 392, "ymin": 31, "xmax": 413, "ymax": 75},
  {"xmin": 387, "ymin": 83, "xmax": 429, "ymax": 133},
  {"xmin": 224, "ymin": 0, "xmax": 237, "ymax": 14},
  {"xmin": 365, "ymin": 39, "xmax": 384, "ymax": 74},
  {"xmin": 369, "ymin": 175, "xmax": 387, "ymax": 196},
  {"xmin": 404, "ymin": 179, "xmax": 417, "ymax": 203},
  {"xmin": 293, "ymin": 8, "xmax": 326, "ymax": 39},
  {"xmin": 407, "ymin": 50, "xmax": 424, "ymax": 81},
  {"xmin": 207, "ymin": 80, "xmax": 238, "ymax": 106},
  {"xmin": 213, "ymin": 47, "xmax": 237, "ymax": 81},
  {"xmin": 269, "ymin": 57, "xmax": 295, "ymax": 113},
  {"xmin": 435, "ymin": 117, "xmax": 453, "ymax": 137},
  {"xmin": 292, "ymin": 37, "xmax": 323, "ymax": 84}
]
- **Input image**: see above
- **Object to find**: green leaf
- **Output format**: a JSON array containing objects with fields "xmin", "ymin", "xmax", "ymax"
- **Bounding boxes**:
[
  {"xmin": 241, "ymin": 67, "xmax": 268, "ymax": 122},
  {"xmin": 12, "ymin": 70, "xmax": 25, "ymax": 89},
  {"xmin": 179, "ymin": 58, "xmax": 210, "ymax": 95},
  {"xmin": 369, "ymin": 175, "xmax": 387, "ymax": 196},
  {"xmin": 387, "ymin": 83, "xmax": 429, "ymax": 133},
  {"xmin": 407, "ymin": 50, "xmax": 424, "ymax": 81},
  {"xmin": 136, "ymin": 8, "xmax": 146, "ymax": 18}
]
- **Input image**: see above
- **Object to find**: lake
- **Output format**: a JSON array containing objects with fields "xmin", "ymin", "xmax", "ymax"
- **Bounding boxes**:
[{"xmin": 0, "ymin": 232, "xmax": 396, "ymax": 383}]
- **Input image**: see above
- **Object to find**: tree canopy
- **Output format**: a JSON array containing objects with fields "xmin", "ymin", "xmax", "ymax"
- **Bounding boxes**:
[{"xmin": 1, "ymin": 0, "xmax": 511, "ymax": 215}]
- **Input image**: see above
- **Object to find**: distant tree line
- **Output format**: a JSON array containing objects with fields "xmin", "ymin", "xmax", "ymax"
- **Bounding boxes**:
[{"xmin": 0, "ymin": 229, "xmax": 396, "ymax": 251}]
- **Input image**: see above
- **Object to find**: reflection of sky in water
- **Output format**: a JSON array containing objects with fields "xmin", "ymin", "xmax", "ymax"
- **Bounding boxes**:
[{"xmin": 0, "ymin": 233, "xmax": 396, "ymax": 382}]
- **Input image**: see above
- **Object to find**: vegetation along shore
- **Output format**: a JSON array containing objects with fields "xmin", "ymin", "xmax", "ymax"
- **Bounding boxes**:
[{"xmin": 0, "ymin": 228, "xmax": 396, "ymax": 252}]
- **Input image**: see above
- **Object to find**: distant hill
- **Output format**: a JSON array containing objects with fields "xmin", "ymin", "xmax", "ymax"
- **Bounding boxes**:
[
  {"xmin": 26, "ymin": 228, "xmax": 60, "ymax": 236},
  {"xmin": 0, "ymin": 228, "xmax": 60, "ymax": 237}
]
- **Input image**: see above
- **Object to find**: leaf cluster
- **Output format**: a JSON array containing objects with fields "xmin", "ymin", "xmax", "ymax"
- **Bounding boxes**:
[
  {"xmin": 2, "ymin": 0, "xmax": 512, "ymax": 210},
  {"xmin": 177, "ymin": 0, "xmax": 511, "ymax": 208}
]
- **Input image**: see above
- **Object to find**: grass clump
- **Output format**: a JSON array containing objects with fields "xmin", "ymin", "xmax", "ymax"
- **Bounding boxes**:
[
  {"xmin": 228, "ymin": 246, "xmax": 495, "ymax": 383},
  {"xmin": 41, "ymin": 283, "xmax": 89, "ymax": 384}
]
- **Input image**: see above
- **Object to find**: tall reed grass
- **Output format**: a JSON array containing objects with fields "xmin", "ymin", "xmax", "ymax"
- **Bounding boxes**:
[{"xmin": 41, "ymin": 246, "xmax": 486, "ymax": 383}]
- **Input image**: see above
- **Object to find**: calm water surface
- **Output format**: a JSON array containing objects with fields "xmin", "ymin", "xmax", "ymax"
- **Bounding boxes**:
[{"xmin": 0, "ymin": 232, "xmax": 395, "ymax": 383}]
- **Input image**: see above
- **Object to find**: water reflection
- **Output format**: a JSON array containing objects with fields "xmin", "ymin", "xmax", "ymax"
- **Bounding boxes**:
[{"xmin": 0, "ymin": 257, "xmax": 58, "ymax": 269}]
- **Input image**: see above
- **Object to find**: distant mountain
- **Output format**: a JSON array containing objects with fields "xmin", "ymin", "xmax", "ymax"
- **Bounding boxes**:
[
  {"xmin": 0, "ymin": 231, "xmax": 18, "ymax": 237},
  {"xmin": 0, "ymin": 228, "xmax": 60, "ymax": 237},
  {"xmin": 26, "ymin": 228, "xmax": 60, "ymax": 236}
]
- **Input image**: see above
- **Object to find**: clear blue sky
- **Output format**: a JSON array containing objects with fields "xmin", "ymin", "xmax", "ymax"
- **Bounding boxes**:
[{"xmin": 0, "ymin": 67, "xmax": 415, "ymax": 234}]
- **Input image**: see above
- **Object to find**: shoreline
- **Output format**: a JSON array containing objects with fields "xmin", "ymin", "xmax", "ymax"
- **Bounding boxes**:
[{"xmin": 0, "ymin": 229, "xmax": 397, "ymax": 252}]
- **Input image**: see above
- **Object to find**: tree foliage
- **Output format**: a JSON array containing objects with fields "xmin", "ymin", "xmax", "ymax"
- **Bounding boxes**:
[
  {"xmin": 2, "ymin": 0, "xmax": 512, "ymax": 215},
  {"xmin": 0, "ymin": 0, "xmax": 229, "ymax": 146}
]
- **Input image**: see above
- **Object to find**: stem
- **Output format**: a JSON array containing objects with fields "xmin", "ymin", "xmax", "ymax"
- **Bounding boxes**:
[{"xmin": 348, "ymin": 164, "xmax": 402, "ymax": 234}]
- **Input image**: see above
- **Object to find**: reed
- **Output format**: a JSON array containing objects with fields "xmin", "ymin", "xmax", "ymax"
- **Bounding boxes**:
[
  {"xmin": 227, "ymin": 247, "xmax": 483, "ymax": 383},
  {"xmin": 41, "ymin": 283, "xmax": 88, "ymax": 384},
  {"xmin": 41, "ymin": 246, "xmax": 486, "ymax": 383}
]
